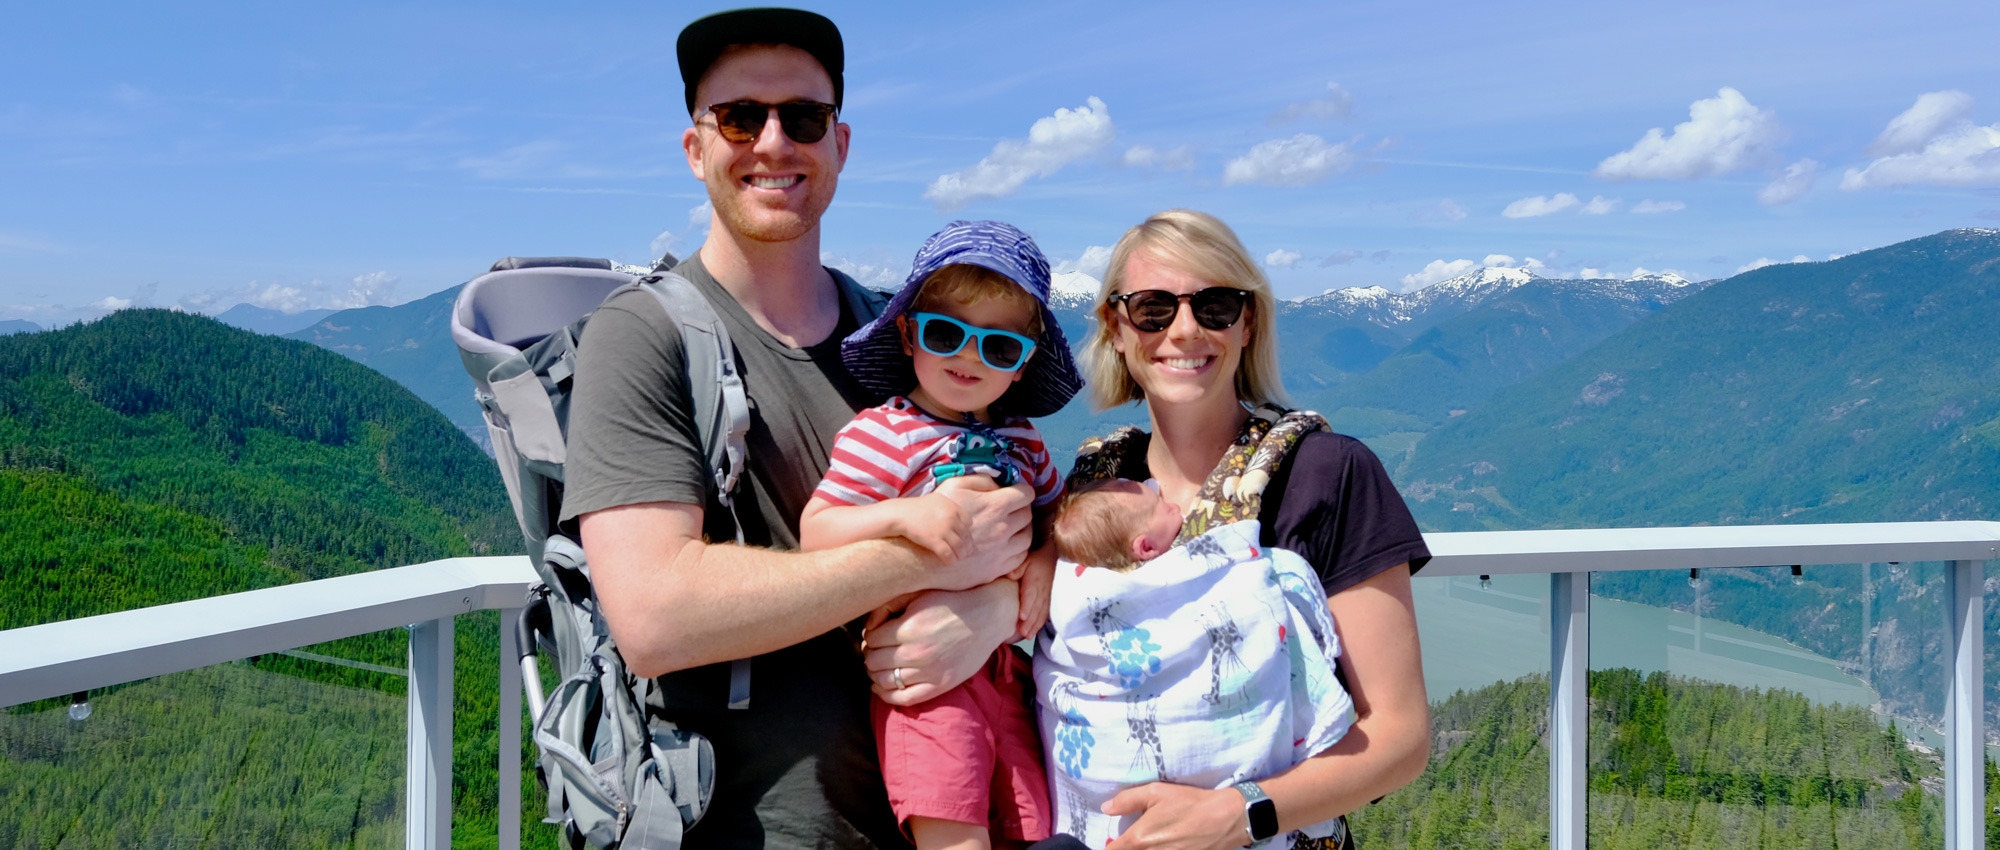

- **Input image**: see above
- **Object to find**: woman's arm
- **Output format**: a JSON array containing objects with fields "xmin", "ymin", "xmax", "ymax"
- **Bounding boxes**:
[{"xmin": 1104, "ymin": 564, "xmax": 1429, "ymax": 850}]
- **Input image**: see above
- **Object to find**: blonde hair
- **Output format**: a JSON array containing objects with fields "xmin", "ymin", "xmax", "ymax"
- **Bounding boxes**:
[
  {"xmin": 911, "ymin": 263, "xmax": 1043, "ymax": 338},
  {"xmin": 1080, "ymin": 210, "xmax": 1287, "ymax": 412},
  {"xmin": 1051, "ymin": 479, "xmax": 1146, "ymax": 572}
]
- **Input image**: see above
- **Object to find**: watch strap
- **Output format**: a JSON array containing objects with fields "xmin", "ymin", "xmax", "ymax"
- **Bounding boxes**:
[{"xmin": 1232, "ymin": 781, "xmax": 1279, "ymax": 843}]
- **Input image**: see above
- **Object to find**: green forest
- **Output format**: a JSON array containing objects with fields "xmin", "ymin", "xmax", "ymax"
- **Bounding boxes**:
[
  {"xmin": 0, "ymin": 310, "xmax": 545, "ymax": 848},
  {"xmin": 1349, "ymin": 670, "xmax": 1971, "ymax": 850}
]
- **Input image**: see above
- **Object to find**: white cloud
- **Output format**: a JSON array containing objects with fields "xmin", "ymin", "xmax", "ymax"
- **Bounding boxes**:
[
  {"xmin": 1122, "ymin": 144, "xmax": 1195, "ymax": 171},
  {"xmin": 1631, "ymin": 199, "xmax": 1686, "ymax": 214},
  {"xmin": 91, "ymin": 296, "xmax": 133, "ymax": 311},
  {"xmin": 1270, "ymin": 82, "xmax": 1354, "ymax": 123},
  {"xmin": 1868, "ymin": 90, "xmax": 1975, "ymax": 156},
  {"xmin": 924, "ymin": 97, "xmax": 1115, "ymax": 210},
  {"xmin": 651, "ymin": 201, "xmax": 713, "ymax": 260},
  {"xmin": 335, "ymin": 272, "xmax": 399, "ymax": 309},
  {"xmin": 1735, "ymin": 255, "xmax": 1811, "ymax": 274},
  {"xmin": 1221, "ymin": 134, "xmax": 1359, "ymax": 187},
  {"xmin": 1265, "ymin": 249, "xmax": 1302, "ymax": 268},
  {"xmin": 1593, "ymin": 88, "xmax": 1783, "ymax": 181},
  {"xmin": 1758, "ymin": 159, "xmax": 1820, "ymax": 205},
  {"xmin": 1579, "ymin": 268, "xmax": 1614, "ymax": 279},
  {"xmin": 1400, "ymin": 259, "xmax": 1476, "ymax": 290},
  {"xmin": 1319, "ymin": 250, "xmax": 1363, "ymax": 267},
  {"xmin": 1581, "ymin": 195, "xmax": 1621, "ymax": 215},
  {"xmin": 1502, "ymin": 193, "xmax": 1580, "ymax": 218},
  {"xmin": 178, "ymin": 272, "xmax": 399, "ymax": 315},
  {"xmin": 1841, "ymin": 97, "xmax": 2000, "ymax": 190},
  {"xmin": 1479, "ymin": 254, "xmax": 1547, "ymax": 271},
  {"xmin": 1422, "ymin": 199, "xmax": 1468, "ymax": 221},
  {"xmin": 1053, "ymin": 245, "xmax": 1114, "ymax": 278},
  {"xmin": 821, "ymin": 253, "xmax": 903, "ymax": 290}
]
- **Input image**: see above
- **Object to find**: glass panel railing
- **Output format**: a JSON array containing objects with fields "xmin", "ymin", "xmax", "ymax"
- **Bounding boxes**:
[
  {"xmin": 1350, "ymin": 572, "xmax": 1553, "ymax": 847},
  {"xmin": 1587, "ymin": 564, "xmax": 1945, "ymax": 850},
  {"xmin": 0, "ymin": 630, "xmax": 408, "ymax": 848}
]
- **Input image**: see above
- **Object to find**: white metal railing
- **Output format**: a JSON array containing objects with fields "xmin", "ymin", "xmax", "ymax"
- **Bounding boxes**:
[{"xmin": 2, "ymin": 523, "xmax": 1996, "ymax": 850}]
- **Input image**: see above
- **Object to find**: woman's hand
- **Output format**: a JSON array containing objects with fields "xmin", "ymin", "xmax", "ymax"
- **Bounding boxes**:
[
  {"xmin": 862, "ymin": 578, "xmax": 1019, "ymax": 706},
  {"xmin": 1102, "ymin": 783, "xmax": 1246, "ymax": 850}
]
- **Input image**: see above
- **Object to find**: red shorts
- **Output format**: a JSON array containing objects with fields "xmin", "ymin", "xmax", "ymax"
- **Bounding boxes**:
[{"xmin": 872, "ymin": 647, "xmax": 1052, "ymax": 841}]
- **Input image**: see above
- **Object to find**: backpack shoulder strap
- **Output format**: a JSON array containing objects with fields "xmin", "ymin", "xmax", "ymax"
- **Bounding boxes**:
[
  {"xmin": 625, "ymin": 270, "xmax": 756, "ymax": 710},
  {"xmin": 1176, "ymin": 405, "xmax": 1326, "ymax": 543},
  {"xmin": 625, "ymin": 272, "xmax": 750, "ymax": 544}
]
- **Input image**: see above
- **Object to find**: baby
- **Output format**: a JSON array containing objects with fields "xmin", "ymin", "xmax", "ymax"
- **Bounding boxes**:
[
  {"xmin": 801, "ymin": 220, "xmax": 1083, "ymax": 850},
  {"xmin": 1037, "ymin": 477, "xmax": 1357, "ymax": 849}
]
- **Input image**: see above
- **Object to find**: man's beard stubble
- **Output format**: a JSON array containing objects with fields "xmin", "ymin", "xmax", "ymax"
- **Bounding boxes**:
[{"xmin": 708, "ymin": 162, "xmax": 839, "ymax": 244}]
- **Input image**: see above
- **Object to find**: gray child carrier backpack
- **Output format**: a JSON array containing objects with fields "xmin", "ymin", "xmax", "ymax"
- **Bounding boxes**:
[{"xmin": 450, "ymin": 254, "xmax": 887, "ymax": 849}]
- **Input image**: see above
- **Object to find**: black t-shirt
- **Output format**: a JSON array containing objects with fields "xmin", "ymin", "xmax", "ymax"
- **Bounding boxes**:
[{"xmin": 1104, "ymin": 430, "xmax": 1429, "ymax": 594}]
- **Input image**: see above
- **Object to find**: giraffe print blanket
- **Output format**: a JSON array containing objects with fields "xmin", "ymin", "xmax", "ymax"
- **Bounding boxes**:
[{"xmin": 1032, "ymin": 517, "xmax": 1356, "ymax": 848}]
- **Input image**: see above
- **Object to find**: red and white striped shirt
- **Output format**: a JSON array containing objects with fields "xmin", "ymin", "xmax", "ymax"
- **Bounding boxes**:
[{"xmin": 813, "ymin": 396, "xmax": 1061, "ymax": 508}]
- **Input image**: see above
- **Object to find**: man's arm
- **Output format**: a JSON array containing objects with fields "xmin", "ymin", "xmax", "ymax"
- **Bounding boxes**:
[{"xmin": 582, "ymin": 479, "xmax": 1033, "ymax": 678}]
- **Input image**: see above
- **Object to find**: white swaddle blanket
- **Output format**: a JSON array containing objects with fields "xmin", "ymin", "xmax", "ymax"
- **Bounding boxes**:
[{"xmin": 1035, "ymin": 519, "xmax": 1356, "ymax": 848}]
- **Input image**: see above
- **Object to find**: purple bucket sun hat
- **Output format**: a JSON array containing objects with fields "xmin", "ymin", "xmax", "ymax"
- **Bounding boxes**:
[{"xmin": 842, "ymin": 220, "xmax": 1083, "ymax": 418}]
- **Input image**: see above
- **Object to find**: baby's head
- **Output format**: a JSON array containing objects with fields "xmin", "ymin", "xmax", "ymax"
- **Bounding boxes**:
[
  {"xmin": 1052, "ymin": 478, "xmax": 1182, "ymax": 572},
  {"xmin": 897, "ymin": 264, "xmax": 1044, "ymax": 416}
]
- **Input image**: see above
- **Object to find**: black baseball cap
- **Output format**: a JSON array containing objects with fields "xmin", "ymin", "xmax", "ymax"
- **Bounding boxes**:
[{"xmin": 678, "ymin": 8, "xmax": 844, "ymax": 115}]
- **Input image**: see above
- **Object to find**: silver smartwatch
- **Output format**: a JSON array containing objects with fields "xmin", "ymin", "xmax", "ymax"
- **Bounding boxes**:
[{"xmin": 1232, "ymin": 781, "xmax": 1279, "ymax": 845}]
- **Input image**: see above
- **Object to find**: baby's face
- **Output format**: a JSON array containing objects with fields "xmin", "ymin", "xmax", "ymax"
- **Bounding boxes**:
[{"xmin": 1105, "ymin": 479, "xmax": 1182, "ymax": 562}]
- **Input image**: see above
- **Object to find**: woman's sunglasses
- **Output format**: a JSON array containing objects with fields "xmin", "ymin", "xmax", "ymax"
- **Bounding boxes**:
[
  {"xmin": 907, "ymin": 313, "xmax": 1038, "ymax": 372},
  {"xmin": 1106, "ymin": 287, "xmax": 1252, "ymax": 332},
  {"xmin": 699, "ymin": 100, "xmax": 839, "ymax": 145}
]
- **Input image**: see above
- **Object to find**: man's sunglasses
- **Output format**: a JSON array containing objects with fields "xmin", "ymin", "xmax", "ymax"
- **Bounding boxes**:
[
  {"xmin": 699, "ymin": 100, "xmax": 838, "ymax": 145},
  {"xmin": 907, "ymin": 313, "xmax": 1038, "ymax": 372},
  {"xmin": 1106, "ymin": 287, "xmax": 1253, "ymax": 332}
]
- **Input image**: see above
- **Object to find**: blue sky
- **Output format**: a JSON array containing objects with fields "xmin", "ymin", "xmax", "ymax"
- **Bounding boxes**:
[{"xmin": 5, "ymin": 0, "xmax": 1999, "ymax": 325}]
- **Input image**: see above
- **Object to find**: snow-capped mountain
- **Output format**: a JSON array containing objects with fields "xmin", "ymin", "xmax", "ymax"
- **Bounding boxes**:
[{"xmin": 1290, "ymin": 265, "xmax": 1544, "ymax": 329}]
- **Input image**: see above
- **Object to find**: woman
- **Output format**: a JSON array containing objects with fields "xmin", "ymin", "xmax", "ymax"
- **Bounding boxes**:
[{"xmin": 1069, "ymin": 209, "xmax": 1432, "ymax": 850}]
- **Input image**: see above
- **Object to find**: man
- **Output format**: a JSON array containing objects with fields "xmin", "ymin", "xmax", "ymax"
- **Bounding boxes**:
[{"xmin": 560, "ymin": 9, "xmax": 1034, "ymax": 850}]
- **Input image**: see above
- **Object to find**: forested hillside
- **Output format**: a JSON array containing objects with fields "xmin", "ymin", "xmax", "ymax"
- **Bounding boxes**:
[
  {"xmin": 0, "ymin": 309, "xmax": 536, "ymax": 847},
  {"xmin": 1400, "ymin": 228, "xmax": 2000, "ymax": 530},
  {"xmin": 287, "ymin": 284, "xmax": 482, "ymax": 446},
  {"xmin": 1349, "ymin": 670, "xmax": 1955, "ymax": 850}
]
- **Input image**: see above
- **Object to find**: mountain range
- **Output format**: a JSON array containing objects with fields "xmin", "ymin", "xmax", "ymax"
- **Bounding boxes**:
[
  {"xmin": 0, "ymin": 319, "xmax": 38, "ymax": 335},
  {"xmin": 213, "ymin": 303, "xmax": 335, "ymax": 335}
]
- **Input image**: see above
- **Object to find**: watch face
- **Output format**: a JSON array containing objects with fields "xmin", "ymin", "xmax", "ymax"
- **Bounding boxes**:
[{"xmin": 1248, "ymin": 797, "xmax": 1279, "ymax": 841}]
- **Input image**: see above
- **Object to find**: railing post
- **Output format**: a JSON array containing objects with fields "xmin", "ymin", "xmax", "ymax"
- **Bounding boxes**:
[
  {"xmin": 408, "ymin": 616, "xmax": 454, "ymax": 850},
  {"xmin": 498, "ymin": 606, "xmax": 523, "ymax": 850},
  {"xmin": 1947, "ymin": 560, "xmax": 1984, "ymax": 850},
  {"xmin": 1550, "ymin": 571, "xmax": 1588, "ymax": 850}
]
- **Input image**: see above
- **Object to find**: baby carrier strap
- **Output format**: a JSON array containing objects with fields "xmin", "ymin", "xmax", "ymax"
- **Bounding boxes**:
[{"xmin": 1065, "ymin": 404, "xmax": 1328, "ymax": 545}]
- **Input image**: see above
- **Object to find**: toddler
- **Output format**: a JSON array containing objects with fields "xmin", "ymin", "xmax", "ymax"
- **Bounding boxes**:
[
  {"xmin": 1037, "ymin": 475, "xmax": 1357, "ymax": 848},
  {"xmin": 801, "ymin": 220, "xmax": 1083, "ymax": 850}
]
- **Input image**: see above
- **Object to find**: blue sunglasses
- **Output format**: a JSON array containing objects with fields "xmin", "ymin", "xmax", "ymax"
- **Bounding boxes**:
[{"xmin": 907, "ymin": 312, "xmax": 1038, "ymax": 372}]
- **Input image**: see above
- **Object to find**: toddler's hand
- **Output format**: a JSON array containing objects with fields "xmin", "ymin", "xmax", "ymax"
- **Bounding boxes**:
[{"xmin": 899, "ymin": 493, "xmax": 970, "ymax": 563}]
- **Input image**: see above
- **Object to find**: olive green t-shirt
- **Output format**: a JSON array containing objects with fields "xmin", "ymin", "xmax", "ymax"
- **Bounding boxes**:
[{"xmin": 561, "ymin": 254, "xmax": 905, "ymax": 850}]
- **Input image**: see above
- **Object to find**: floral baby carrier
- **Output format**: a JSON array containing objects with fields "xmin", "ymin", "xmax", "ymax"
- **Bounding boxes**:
[{"xmin": 1038, "ymin": 405, "xmax": 1357, "ymax": 850}]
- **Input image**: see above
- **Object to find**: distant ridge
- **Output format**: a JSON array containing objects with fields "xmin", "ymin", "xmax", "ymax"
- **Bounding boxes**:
[
  {"xmin": 1401, "ymin": 227, "xmax": 2000, "ymax": 530},
  {"xmin": 286, "ymin": 284, "xmax": 481, "ymax": 446},
  {"xmin": 0, "ymin": 319, "xmax": 39, "ymax": 335},
  {"xmin": 213, "ymin": 303, "xmax": 335, "ymax": 335}
]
